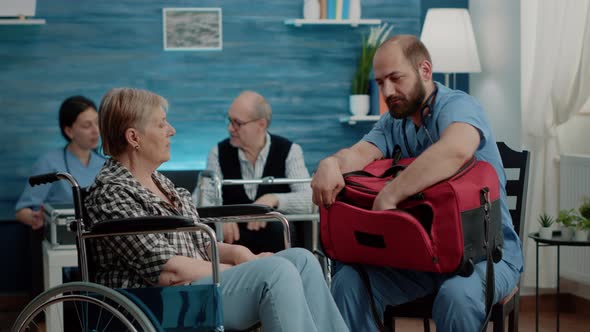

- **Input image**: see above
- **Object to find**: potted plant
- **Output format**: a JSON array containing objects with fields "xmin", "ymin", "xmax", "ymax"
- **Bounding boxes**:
[
  {"xmin": 579, "ymin": 196, "xmax": 590, "ymax": 220},
  {"xmin": 350, "ymin": 23, "xmax": 393, "ymax": 116},
  {"xmin": 575, "ymin": 197, "xmax": 590, "ymax": 241},
  {"xmin": 574, "ymin": 218, "xmax": 590, "ymax": 241},
  {"xmin": 556, "ymin": 208, "xmax": 577, "ymax": 239},
  {"xmin": 537, "ymin": 213, "xmax": 555, "ymax": 239}
]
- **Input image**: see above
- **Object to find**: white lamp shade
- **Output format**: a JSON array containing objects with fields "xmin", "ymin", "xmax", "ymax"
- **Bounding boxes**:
[{"xmin": 420, "ymin": 8, "xmax": 481, "ymax": 73}]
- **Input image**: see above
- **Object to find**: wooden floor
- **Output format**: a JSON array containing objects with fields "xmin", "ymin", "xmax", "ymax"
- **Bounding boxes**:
[
  {"xmin": 395, "ymin": 311, "xmax": 589, "ymax": 331},
  {"xmin": 2, "ymin": 296, "xmax": 589, "ymax": 332},
  {"xmin": 3, "ymin": 310, "xmax": 589, "ymax": 332}
]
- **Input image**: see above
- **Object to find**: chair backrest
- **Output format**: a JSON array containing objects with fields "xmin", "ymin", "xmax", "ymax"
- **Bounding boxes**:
[
  {"xmin": 496, "ymin": 142, "xmax": 530, "ymax": 239},
  {"xmin": 158, "ymin": 170, "xmax": 201, "ymax": 193}
]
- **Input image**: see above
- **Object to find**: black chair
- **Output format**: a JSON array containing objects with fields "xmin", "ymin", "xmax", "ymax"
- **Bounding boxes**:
[
  {"xmin": 158, "ymin": 169, "xmax": 201, "ymax": 193},
  {"xmin": 384, "ymin": 142, "xmax": 530, "ymax": 332}
]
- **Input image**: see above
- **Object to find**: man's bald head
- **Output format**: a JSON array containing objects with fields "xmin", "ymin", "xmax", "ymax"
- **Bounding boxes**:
[
  {"xmin": 377, "ymin": 34, "xmax": 432, "ymax": 73},
  {"xmin": 373, "ymin": 35, "xmax": 435, "ymax": 120},
  {"xmin": 234, "ymin": 90, "xmax": 272, "ymax": 127}
]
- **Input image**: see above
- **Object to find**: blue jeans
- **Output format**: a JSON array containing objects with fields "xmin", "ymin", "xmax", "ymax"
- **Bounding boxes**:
[
  {"xmin": 331, "ymin": 259, "xmax": 520, "ymax": 332},
  {"xmin": 193, "ymin": 248, "xmax": 349, "ymax": 332}
]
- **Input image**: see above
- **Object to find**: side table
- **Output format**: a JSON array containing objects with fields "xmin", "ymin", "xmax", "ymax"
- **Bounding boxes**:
[
  {"xmin": 42, "ymin": 239, "xmax": 78, "ymax": 332},
  {"xmin": 528, "ymin": 231, "xmax": 590, "ymax": 332}
]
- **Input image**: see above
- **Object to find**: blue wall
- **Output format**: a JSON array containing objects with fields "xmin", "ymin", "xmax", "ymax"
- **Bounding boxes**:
[{"xmin": 0, "ymin": 0, "xmax": 423, "ymax": 220}]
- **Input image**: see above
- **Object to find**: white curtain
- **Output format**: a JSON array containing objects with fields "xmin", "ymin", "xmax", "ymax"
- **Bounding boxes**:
[{"xmin": 521, "ymin": 0, "xmax": 590, "ymax": 288}]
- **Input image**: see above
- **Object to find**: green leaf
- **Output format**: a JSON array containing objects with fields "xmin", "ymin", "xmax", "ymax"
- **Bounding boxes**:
[
  {"xmin": 538, "ymin": 213, "xmax": 555, "ymax": 227},
  {"xmin": 351, "ymin": 24, "xmax": 394, "ymax": 95},
  {"xmin": 579, "ymin": 196, "xmax": 590, "ymax": 219}
]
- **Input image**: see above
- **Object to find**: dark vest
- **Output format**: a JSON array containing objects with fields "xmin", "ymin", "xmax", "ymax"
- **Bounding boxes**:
[{"xmin": 218, "ymin": 134, "xmax": 293, "ymax": 205}]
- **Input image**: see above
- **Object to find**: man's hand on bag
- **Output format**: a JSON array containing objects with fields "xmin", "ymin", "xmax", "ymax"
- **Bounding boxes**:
[
  {"xmin": 372, "ymin": 185, "xmax": 401, "ymax": 211},
  {"xmin": 222, "ymin": 222, "xmax": 240, "ymax": 244},
  {"xmin": 311, "ymin": 157, "xmax": 345, "ymax": 208}
]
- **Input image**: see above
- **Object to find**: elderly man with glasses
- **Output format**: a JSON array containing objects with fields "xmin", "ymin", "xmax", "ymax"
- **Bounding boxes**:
[{"xmin": 193, "ymin": 90, "xmax": 312, "ymax": 253}]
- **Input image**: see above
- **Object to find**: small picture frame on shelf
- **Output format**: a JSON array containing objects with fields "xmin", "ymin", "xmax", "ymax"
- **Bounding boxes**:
[{"xmin": 163, "ymin": 7, "xmax": 222, "ymax": 51}]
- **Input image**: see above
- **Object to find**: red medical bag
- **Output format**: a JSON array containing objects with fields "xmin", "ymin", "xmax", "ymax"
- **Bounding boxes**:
[{"xmin": 320, "ymin": 157, "xmax": 503, "ymax": 276}]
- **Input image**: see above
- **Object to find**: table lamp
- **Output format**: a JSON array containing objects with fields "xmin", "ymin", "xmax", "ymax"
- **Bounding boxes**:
[{"xmin": 420, "ymin": 8, "xmax": 482, "ymax": 88}]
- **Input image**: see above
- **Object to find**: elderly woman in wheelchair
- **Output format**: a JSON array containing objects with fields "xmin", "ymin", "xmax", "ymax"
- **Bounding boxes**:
[{"xmin": 14, "ymin": 87, "xmax": 348, "ymax": 332}]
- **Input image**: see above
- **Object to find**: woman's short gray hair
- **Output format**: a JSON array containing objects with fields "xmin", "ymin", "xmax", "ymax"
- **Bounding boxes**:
[{"xmin": 99, "ymin": 87, "xmax": 168, "ymax": 157}]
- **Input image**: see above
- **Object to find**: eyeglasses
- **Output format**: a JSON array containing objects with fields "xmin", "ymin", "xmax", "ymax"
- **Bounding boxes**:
[{"xmin": 226, "ymin": 116, "xmax": 260, "ymax": 129}]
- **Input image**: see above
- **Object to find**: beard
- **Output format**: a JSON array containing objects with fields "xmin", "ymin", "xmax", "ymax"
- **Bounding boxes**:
[{"xmin": 386, "ymin": 78, "xmax": 426, "ymax": 119}]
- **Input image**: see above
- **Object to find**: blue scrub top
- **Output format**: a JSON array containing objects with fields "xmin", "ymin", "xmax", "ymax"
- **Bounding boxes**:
[
  {"xmin": 15, "ymin": 148, "xmax": 106, "ymax": 211},
  {"xmin": 362, "ymin": 81, "xmax": 523, "ymax": 271}
]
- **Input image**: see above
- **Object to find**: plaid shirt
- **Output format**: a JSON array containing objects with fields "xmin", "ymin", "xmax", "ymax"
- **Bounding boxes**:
[{"xmin": 85, "ymin": 158, "xmax": 210, "ymax": 288}]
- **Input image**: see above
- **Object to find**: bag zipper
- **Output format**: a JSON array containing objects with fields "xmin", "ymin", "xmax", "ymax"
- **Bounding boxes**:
[
  {"xmin": 344, "ymin": 158, "xmax": 476, "ymax": 197},
  {"xmin": 449, "ymin": 157, "xmax": 477, "ymax": 180},
  {"xmin": 345, "ymin": 180, "xmax": 425, "ymax": 201},
  {"xmin": 344, "ymin": 180, "xmax": 379, "ymax": 195}
]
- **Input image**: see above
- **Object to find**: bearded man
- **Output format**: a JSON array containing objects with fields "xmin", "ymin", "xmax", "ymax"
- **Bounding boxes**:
[{"xmin": 311, "ymin": 35, "xmax": 522, "ymax": 332}]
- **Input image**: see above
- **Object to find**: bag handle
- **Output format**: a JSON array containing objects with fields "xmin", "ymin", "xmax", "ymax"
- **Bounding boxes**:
[{"xmin": 344, "ymin": 148, "xmax": 406, "ymax": 179}]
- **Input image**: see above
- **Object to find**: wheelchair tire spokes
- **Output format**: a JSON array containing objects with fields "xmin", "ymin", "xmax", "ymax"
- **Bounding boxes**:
[{"xmin": 12, "ymin": 282, "xmax": 157, "ymax": 332}]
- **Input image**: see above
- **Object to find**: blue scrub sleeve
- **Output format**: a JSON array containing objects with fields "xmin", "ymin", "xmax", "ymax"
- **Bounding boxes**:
[
  {"xmin": 362, "ymin": 116, "xmax": 391, "ymax": 157},
  {"xmin": 436, "ymin": 95, "xmax": 490, "ymax": 149},
  {"xmin": 15, "ymin": 156, "xmax": 53, "ymax": 211}
]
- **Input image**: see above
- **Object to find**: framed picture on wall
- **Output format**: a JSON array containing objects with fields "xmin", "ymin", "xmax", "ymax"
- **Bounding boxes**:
[{"xmin": 163, "ymin": 8, "xmax": 222, "ymax": 51}]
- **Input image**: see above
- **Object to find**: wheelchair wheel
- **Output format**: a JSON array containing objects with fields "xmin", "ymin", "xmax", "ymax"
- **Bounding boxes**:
[{"xmin": 12, "ymin": 282, "xmax": 158, "ymax": 332}]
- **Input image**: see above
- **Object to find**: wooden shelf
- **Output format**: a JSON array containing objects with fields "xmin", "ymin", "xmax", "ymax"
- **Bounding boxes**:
[
  {"xmin": 284, "ymin": 19, "xmax": 381, "ymax": 27},
  {"xmin": 339, "ymin": 114, "xmax": 381, "ymax": 125},
  {"xmin": 0, "ymin": 18, "xmax": 45, "ymax": 25}
]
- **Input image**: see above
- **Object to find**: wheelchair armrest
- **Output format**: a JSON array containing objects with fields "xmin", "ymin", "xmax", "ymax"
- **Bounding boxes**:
[
  {"xmin": 90, "ymin": 216, "xmax": 195, "ymax": 235},
  {"xmin": 79, "ymin": 216, "xmax": 222, "ymax": 285},
  {"xmin": 197, "ymin": 204, "xmax": 274, "ymax": 218}
]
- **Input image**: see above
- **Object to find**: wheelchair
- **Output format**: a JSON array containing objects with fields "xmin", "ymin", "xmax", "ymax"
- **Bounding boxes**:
[{"xmin": 12, "ymin": 171, "xmax": 292, "ymax": 332}]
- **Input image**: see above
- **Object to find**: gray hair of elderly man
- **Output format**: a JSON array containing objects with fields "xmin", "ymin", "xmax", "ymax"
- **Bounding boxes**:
[{"xmin": 238, "ymin": 90, "xmax": 272, "ymax": 127}]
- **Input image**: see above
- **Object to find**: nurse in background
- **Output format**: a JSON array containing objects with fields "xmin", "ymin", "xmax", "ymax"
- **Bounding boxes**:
[
  {"xmin": 15, "ymin": 95, "xmax": 105, "ymax": 228},
  {"xmin": 15, "ymin": 95, "xmax": 105, "ymax": 296}
]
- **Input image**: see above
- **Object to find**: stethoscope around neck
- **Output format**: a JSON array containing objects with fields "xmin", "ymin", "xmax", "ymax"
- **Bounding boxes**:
[
  {"xmin": 402, "ymin": 85, "xmax": 438, "ymax": 157},
  {"xmin": 63, "ymin": 146, "xmax": 72, "ymax": 174}
]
